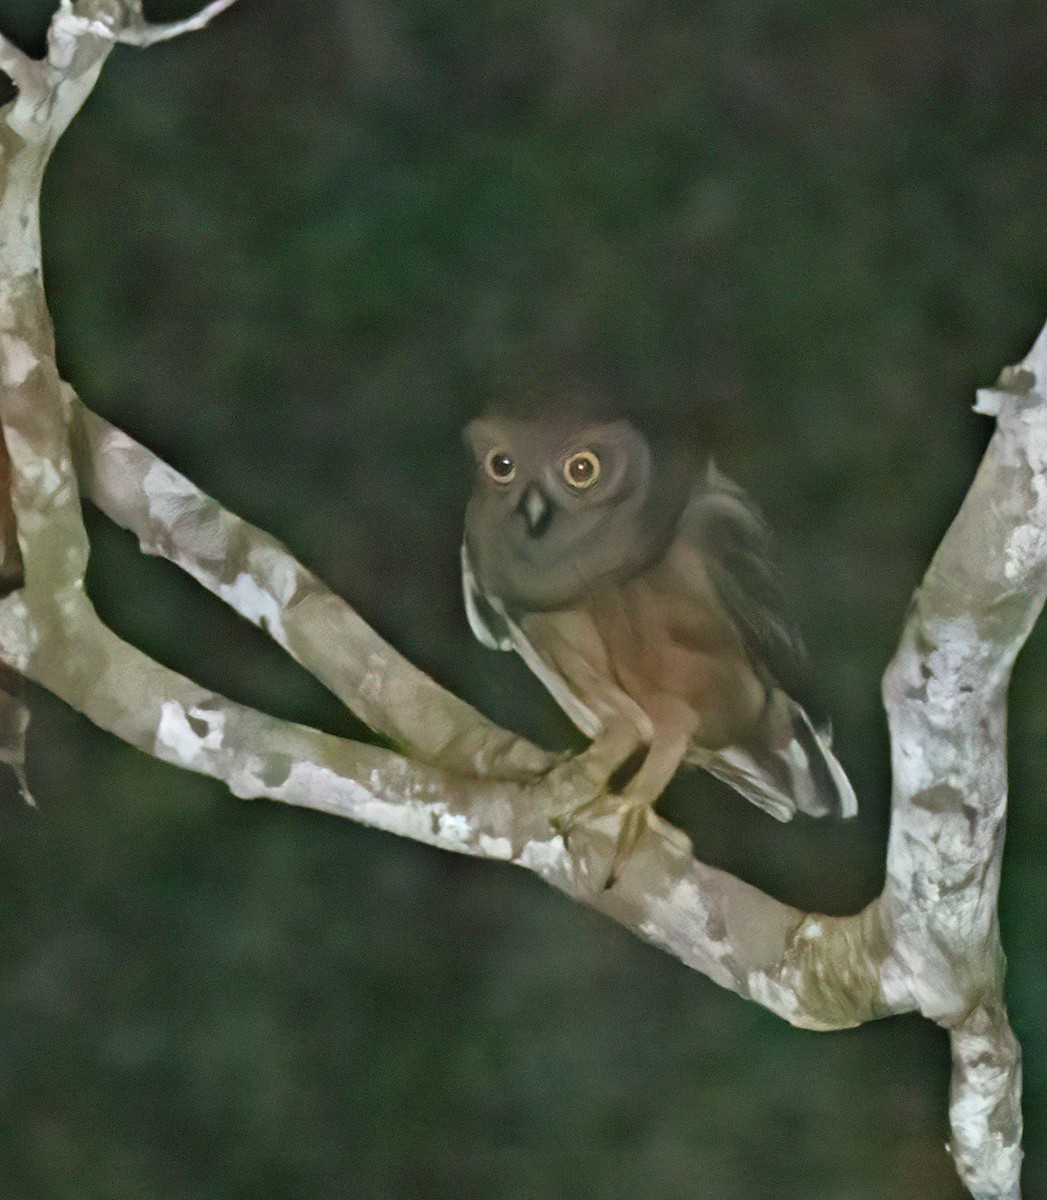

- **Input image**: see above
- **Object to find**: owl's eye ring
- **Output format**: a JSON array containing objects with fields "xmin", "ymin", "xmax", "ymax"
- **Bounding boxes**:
[
  {"xmin": 563, "ymin": 450, "xmax": 601, "ymax": 490},
  {"xmin": 484, "ymin": 449, "xmax": 517, "ymax": 483}
]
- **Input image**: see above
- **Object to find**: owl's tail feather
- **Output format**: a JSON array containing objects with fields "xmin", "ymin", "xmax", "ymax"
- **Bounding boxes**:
[{"xmin": 698, "ymin": 690, "xmax": 858, "ymax": 822}]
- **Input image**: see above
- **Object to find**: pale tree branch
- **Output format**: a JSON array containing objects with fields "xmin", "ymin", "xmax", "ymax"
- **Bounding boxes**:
[
  {"xmin": 0, "ymin": 6, "xmax": 1039, "ymax": 1200},
  {"xmin": 66, "ymin": 391, "xmax": 555, "ymax": 782}
]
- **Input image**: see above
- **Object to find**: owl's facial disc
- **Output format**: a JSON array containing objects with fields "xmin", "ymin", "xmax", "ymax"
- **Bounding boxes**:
[{"xmin": 463, "ymin": 412, "xmax": 697, "ymax": 610}]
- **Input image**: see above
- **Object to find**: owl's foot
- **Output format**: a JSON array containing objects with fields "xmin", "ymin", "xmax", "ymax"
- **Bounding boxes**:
[
  {"xmin": 540, "ymin": 724, "xmax": 645, "ymax": 814},
  {"xmin": 551, "ymin": 794, "xmax": 653, "ymax": 890}
]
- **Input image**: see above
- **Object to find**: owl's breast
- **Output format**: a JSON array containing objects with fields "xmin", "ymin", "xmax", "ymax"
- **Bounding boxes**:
[
  {"xmin": 583, "ymin": 551, "xmax": 767, "ymax": 747},
  {"xmin": 517, "ymin": 605, "xmax": 655, "ymax": 741},
  {"xmin": 516, "ymin": 546, "xmax": 765, "ymax": 750}
]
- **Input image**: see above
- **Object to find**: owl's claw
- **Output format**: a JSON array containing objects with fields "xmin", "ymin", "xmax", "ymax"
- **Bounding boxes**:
[
  {"xmin": 541, "ymin": 725, "xmax": 646, "ymax": 809},
  {"xmin": 604, "ymin": 802, "xmax": 648, "ymax": 889},
  {"xmin": 551, "ymin": 794, "xmax": 652, "ymax": 890}
]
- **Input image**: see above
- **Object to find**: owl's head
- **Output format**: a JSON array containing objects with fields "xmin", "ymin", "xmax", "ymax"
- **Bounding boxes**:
[{"xmin": 463, "ymin": 409, "xmax": 692, "ymax": 611}]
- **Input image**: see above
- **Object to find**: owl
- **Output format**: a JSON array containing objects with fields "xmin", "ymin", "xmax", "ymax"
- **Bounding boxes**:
[{"xmin": 461, "ymin": 406, "xmax": 856, "ymax": 884}]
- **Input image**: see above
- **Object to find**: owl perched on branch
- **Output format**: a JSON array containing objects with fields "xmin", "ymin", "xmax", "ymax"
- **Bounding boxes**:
[{"xmin": 461, "ymin": 403, "xmax": 856, "ymax": 886}]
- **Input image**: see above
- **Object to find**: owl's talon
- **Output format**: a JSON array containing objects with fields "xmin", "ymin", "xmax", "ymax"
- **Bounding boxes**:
[
  {"xmin": 605, "ymin": 801, "xmax": 649, "ymax": 888},
  {"xmin": 549, "ymin": 809, "xmax": 586, "ymax": 865},
  {"xmin": 551, "ymin": 791, "xmax": 616, "ymax": 837},
  {"xmin": 548, "ymin": 810, "xmax": 571, "ymax": 844},
  {"xmin": 551, "ymin": 795, "xmax": 652, "ymax": 890}
]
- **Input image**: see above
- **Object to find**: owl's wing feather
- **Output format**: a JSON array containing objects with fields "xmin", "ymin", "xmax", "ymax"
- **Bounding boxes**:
[
  {"xmin": 461, "ymin": 543, "xmax": 515, "ymax": 651},
  {"xmin": 501, "ymin": 617, "xmax": 604, "ymax": 741},
  {"xmin": 682, "ymin": 461, "xmax": 814, "ymax": 713},
  {"xmin": 462, "ymin": 543, "xmax": 604, "ymax": 737},
  {"xmin": 693, "ymin": 690, "xmax": 858, "ymax": 821},
  {"xmin": 682, "ymin": 464, "xmax": 857, "ymax": 820},
  {"xmin": 695, "ymin": 747, "xmax": 794, "ymax": 822}
]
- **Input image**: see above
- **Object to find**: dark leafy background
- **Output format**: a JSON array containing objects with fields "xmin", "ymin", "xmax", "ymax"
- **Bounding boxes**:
[{"xmin": 0, "ymin": 1, "xmax": 1045, "ymax": 1197}]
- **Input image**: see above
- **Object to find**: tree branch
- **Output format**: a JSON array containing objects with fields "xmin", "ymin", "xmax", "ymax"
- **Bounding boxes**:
[
  {"xmin": 114, "ymin": 0, "xmax": 241, "ymax": 47},
  {"xmin": 66, "ymin": 391, "xmax": 554, "ymax": 782}
]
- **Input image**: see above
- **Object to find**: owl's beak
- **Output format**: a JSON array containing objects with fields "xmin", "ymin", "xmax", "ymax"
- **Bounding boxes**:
[{"xmin": 518, "ymin": 483, "xmax": 553, "ymax": 538}]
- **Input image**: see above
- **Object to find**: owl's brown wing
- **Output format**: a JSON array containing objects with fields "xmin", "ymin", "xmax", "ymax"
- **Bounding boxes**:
[
  {"xmin": 682, "ymin": 462, "xmax": 813, "ymax": 712},
  {"xmin": 461, "ymin": 543, "xmax": 514, "ymax": 651},
  {"xmin": 680, "ymin": 463, "xmax": 857, "ymax": 820},
  {"xmin": 696, "ymin": 695, "xmax": 858, "ymax": 820},
  {"xmin": 462, "ymin": 543, "xmax": 605, "ymax": 737}
]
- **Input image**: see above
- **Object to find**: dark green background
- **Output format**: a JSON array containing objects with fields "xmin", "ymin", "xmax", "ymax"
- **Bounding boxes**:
[{"xmin": 0, "ymin": 1, "xmax": 1045, "ymax": 1197}]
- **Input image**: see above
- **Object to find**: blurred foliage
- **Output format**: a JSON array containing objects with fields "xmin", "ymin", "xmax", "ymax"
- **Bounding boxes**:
[{"xmin": 0, "ymin": 0, "xmax": 1043, "ymax": 1196}]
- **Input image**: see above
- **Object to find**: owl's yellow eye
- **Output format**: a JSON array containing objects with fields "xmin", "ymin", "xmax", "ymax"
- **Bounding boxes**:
[
  {"xmin": 563, "ymin": 450, "xmax": 601, "ymax": 489},
  {"xmin": 485, "ymin": 449, "xmax": 517, "ymax": 483}
]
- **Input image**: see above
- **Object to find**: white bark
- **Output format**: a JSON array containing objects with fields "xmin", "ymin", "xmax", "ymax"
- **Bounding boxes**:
[{"xmin": 0, "ymin": 6, "xmax": 1040, "ymax": 1197}]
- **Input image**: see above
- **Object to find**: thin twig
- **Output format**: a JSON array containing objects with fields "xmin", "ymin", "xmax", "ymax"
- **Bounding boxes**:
[{"xmin": 115, "ymin": 0, "xmax": 240, "ymax": 47}]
